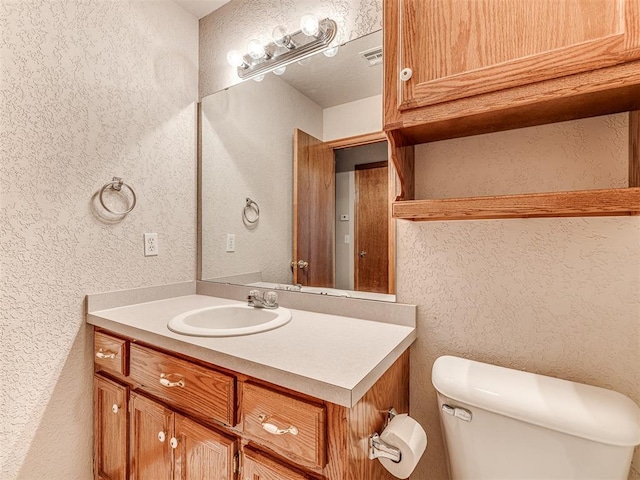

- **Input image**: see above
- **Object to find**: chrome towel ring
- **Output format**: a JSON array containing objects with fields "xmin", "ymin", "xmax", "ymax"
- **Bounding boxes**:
[
  {"xmin": 99, "ymin": 177, "xmax": 137, "ymax": 215},
  {"xmin": 243, "ymin": 197, "xmax": 259, "ymax": 224}
]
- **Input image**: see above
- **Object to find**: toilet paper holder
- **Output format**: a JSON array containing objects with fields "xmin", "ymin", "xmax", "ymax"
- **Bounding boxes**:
[{"xmin": 369, "ymin": 408, "xmax": 402, "ymax": 463}]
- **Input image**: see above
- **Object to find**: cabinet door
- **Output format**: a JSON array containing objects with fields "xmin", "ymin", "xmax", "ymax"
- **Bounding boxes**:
[
  {"xmin": 242, "ymin": 449, "xmax": 309, "ymax": 480},
  {"xmin": 130, "ymin": 393, "xmax": 173, "ymax": 480},
  {"xmin": 173, "ymin": 414, "xmax": 237, "ymax": 480},
  {"xmin": 94, "ymin": 375, "xmax": 128, "ymax": 480},
  {"xmin": 393, "ymin": 0, "xmax": 640, "ymax": 110}
]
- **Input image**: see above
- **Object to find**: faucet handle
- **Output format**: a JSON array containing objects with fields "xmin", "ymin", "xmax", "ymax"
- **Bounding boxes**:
[
  {"xmin": 249, "ymin": 289, "xmax": 261, "ymax": 298},
  {"xmin": 264, "ymin": 291, "xmax": 278, "ymax": 307}
]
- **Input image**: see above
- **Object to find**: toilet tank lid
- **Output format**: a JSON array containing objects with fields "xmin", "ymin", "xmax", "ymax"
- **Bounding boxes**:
[{"xmin": 432, "ymin": 356, "xmax": 640, "ymax": 447}]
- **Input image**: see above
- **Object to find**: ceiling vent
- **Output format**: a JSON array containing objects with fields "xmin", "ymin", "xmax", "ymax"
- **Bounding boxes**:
[{"xmin": 359, "ymin": 46, "xmax": 383, "ymax": 66}]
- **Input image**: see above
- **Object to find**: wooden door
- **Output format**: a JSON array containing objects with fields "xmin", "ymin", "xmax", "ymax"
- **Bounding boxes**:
[
  {"xmin": 293, "ymin": 128, "xmax": 335, "ymax": 287},
  {"xmin": 394, "ymin": 0, "xmax": 640, "ymax": 110},
  {"xmin": 355, "ymin": 163, "xmax": 389, "ymax": 293},
  {"xmin": 130, "ymin": 393, "xmax": 173, "ymax": 480},
  {"xmin": 94, "ymin": 375, "xmax": 128, "ymax": 480},
  {"xmin": 241, "ymin": 449, "xmax": 309, "ymax": 480},
  {"xmin": 173, "ymin": 414, "xmax": 237, "ymax": 480}
]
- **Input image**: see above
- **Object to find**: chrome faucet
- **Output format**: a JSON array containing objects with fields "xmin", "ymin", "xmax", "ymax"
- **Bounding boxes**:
[{"xmin": 247, "ymin": 290, "xmax": 279, "ymax": 309}]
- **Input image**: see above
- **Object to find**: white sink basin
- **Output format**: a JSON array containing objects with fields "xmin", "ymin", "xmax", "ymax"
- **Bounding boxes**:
[{"xmin": 167, "ymin": 304, "xmax": 292, "ymax": 337}]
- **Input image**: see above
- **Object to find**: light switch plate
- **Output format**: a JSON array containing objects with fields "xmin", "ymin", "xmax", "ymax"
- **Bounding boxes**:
[{"xmin": 226, "ymin": 234, "xmax": 235, "ymax": 252}]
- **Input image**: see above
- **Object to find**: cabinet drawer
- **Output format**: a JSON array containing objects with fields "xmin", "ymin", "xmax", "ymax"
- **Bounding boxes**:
[
  {"xmin": 94, "ymin": 332, "xmax": 128, "ymax": 376},
  {"xmin": 242, "ymin": 448, "xmax": 311, "ymax": 480},
  {"xmin": 242, "ymin": 383, "xmax": 326, "ymax": 468},
  {"xmin": 129, "ymin": 344, "xmax": 235, "ymax": 426}
]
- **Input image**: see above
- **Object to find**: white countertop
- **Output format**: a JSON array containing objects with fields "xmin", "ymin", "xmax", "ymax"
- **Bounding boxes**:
[{"xmin": 87, "ymin": 294, "xmax": 416, "ymax": 407}]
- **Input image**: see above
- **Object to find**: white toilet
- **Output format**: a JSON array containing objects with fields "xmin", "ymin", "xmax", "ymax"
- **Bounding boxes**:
[{"xmin": 432, "ymin": 355, "xmax": 640, "ymax": 479}]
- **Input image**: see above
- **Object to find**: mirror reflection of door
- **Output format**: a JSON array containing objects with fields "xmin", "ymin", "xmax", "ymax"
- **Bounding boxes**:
[
  {"xmin": 334, "ymin": 141, "xmax": 389, "ymax": 294},
  {"xmin": 354, "ymin": 162, "xmax": 389, "ymax": 293},
  {"xmin": 293, "ymin": 129, "xmax": 335, "ymax": 287}
]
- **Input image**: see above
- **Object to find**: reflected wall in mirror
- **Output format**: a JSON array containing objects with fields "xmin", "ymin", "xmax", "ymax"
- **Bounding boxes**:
[{"xmin": 200, "ymin": 30, "xmax": 395, "ymax": 301}]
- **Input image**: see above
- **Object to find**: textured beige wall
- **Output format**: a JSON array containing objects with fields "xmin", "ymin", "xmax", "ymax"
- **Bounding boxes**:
[
  {"xmin": 0, "ymin": 1, "xmax": 198, "ymax": 478},
  {"xmin": 402, "ymin": 114, "xmax": 640, "ymax": 479}
]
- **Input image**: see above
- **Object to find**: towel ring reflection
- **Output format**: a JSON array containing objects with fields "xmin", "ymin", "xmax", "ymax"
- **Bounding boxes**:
[
  {"xmin": 243, "ymin": 197, "xmax": 259, "ymax": 224},
  {"xmin": 99, "ymin": 177, "xmax": 137, "ymax": 215}
]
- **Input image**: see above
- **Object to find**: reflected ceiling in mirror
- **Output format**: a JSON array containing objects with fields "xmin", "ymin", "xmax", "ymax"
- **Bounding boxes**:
[{"xmin": 200, "ymin": 30, "xmax": 394, "ymax": 302}]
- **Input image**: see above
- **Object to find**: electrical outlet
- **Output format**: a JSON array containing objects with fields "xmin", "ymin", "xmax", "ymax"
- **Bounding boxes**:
[
  {"xmin": 144, "ymin": 233, "xmax": 159, "ymax": 256},
  {"xmin": 226, "ymin": 234, "xmax": 235, "ymax": 252}
]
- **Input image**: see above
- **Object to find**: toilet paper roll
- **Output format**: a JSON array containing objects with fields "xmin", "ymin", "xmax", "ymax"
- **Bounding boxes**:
[{"xmin": 378, "ymin": 414, "xmax": 427, "ymax": 479}]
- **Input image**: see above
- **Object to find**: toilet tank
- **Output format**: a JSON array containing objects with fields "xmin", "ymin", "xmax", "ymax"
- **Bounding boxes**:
[{"xmin": 432, "ymin": 356, "xmax": 640, "ymax": 480}]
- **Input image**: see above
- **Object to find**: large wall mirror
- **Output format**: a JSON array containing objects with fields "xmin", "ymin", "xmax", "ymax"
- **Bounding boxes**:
[{"xmin": 200, "ymin": 29, "xmax": 395, "ymax": 302}]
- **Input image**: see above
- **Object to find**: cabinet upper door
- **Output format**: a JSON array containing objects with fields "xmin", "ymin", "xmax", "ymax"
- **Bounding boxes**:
[
  {"xmin": 173, "ymin": 414, "xmax": 237, "ymax": 480},
  {"xmin": 130, "ymin": 393, "xmax": 173, "ymax": 480},
  {"xmin": 94, "ymin": 375, "xmax": 128, "ymax": 480},
  {"xmin": 393, "ymin": 0, "xmax": 640, "ymax": 110}
]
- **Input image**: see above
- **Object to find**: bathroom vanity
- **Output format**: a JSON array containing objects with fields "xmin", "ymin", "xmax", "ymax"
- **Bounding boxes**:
[{"xmin": 88, "ymin": 293, "xmax": 416, "ymax": 480}]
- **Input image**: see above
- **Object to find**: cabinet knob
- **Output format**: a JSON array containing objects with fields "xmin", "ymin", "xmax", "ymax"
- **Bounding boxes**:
[
  {"xmin": 400, "ymin": 67, "xmax": 413, "ymax": 81},
  {"xmin": 158, "ymin": 431, "xmax": 166, "ymax": 443},
  {"xmin": 170, "ymin": 437, "xmax": 179, "ymax": 449},
  {"xmin": 111, "ymin": 404, "xmax": 120, "ymax": 414}
]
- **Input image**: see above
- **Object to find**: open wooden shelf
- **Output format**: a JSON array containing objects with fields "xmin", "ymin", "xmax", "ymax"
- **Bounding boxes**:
[{"xmin": 392, "ymin": 187, "xmax": 640, "ymax": 221}]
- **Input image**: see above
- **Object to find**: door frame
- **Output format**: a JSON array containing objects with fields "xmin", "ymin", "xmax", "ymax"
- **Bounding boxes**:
[{"xmin": 326, "ymin": 131, "xmax": 396, "ymax": 295}]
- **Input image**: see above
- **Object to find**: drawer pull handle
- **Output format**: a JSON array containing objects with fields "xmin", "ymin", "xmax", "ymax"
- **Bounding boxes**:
[
  {"xmin": 258, "ymin": 414, "xmax": 298, "ymax": 436},
  {"xmin": 111, "ymin": 404, "xmax": 120, "ymax": 414},
  {"xmin": 170, "ymin": 437, "xmax": 179, "ymax": 449},
  {"xmin": 95, "ymin": 349, "xmax": 117, "ymax": 359},
  {"xmin": 158, "ymin": 431, "xmax": 166, "ymax": 443},
  {"xmin": 159, "ymin": 373, "xmax": 185, "ymax": 388}
]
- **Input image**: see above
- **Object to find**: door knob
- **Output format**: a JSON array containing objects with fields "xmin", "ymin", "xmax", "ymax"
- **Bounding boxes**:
[
  {"xmin": 290, "ymin": 260, "xmax": 309, "ymax": 269},
  {"xmin": 359, "ymin": 251, "xmax": 367, "ymax": 258}
]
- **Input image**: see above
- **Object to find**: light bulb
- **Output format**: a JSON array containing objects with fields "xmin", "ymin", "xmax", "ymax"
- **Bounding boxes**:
[
  {"xmin": 272, "ymin": 25, "xmax": 290, "ymax": 47},
  {"xmin": 273, "ymin": 66, "xmax": 286, "ymax": 75},
  {"xmin": 226, "ymin": 50, "xmax": 245, "ymax": 67},
  {"xmin": 297, "ymin": 57, "xmax": 311, "ymax": 66},
  {"xmin": 247, "ymin": 38, "xmax": 266, "ymax": 60},
  {"xmin": 323, "ymin": 45, "xmax": 339, "ymax": 57},
  {"xmin": 253, "ymin": 74, "xmax": 265, "ymax": 82},
  {"xmin": 300, "ymin": 14, "xmax": 319, "ymax": 37}
]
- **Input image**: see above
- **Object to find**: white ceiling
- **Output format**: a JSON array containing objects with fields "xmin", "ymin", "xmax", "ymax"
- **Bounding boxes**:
[
  {"xmin": 280, "ymin": 30, "xmax": 383, "ymax": 108},
  {"xmin": 172, "ymin": 0, "xmax": 230, "ymax": 19}
]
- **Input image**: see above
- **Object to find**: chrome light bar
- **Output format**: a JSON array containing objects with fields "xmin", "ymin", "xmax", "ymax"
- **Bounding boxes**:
[{"xmin": 236, "ymin": 18, "xmax": 338, "ymax": 80}]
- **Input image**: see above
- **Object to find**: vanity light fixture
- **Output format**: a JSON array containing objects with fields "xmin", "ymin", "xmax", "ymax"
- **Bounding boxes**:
[{"xmin": 226, "ymin": 14, "xmax": 338, "ymax": 80}]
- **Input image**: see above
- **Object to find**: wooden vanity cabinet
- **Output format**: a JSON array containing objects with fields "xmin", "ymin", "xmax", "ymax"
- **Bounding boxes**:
[
  {"xmin": 93, "ymin": 328, "xmax": 409, "ymax": 480},
  {"xmin": 385, "ymin": 0, "xmax": 640, "ymax": 143},
  {"xmin": 94, "ymin": 375, "xmax": 128, "ymax": 480},
  {"xmin": 129, "ymin": 393, "xmax": 237, "ymax": 480}
]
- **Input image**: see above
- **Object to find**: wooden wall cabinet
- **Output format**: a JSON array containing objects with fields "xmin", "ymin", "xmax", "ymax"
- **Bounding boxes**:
[
  {"xmin": 384, "ymin": 0, "xmax": 640, "ymax": 220},
  {"xmin": 93, "ymin": 329, "xmax": 409, "ymax": 480}
]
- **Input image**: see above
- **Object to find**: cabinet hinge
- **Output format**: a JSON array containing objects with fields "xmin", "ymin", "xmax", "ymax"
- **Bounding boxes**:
[{"xmin": 233, "ymin": 451, "xmax": 241, "ymax": 475}]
